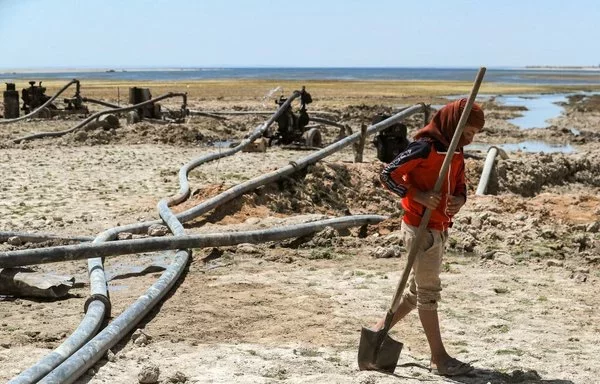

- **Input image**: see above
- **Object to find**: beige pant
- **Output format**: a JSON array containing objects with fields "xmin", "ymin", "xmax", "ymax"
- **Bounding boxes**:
[{"xmin": 401, "ymin": 221, "xmax": 447, "ymax": 311}]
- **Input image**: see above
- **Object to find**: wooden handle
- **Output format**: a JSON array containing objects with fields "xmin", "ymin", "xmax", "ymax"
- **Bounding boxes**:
[{"xmin": 388, "ymin": 67, "xmax": 486, "ymax": 315}]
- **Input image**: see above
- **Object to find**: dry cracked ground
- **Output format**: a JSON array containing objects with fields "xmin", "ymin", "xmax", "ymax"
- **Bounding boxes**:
[{"xmin": 0, "ymin": 92, "xmax": 599, "ymax": 383}]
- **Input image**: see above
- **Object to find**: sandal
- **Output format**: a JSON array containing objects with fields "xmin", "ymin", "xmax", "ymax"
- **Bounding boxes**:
[{"xmin": 430, "ymin": 357, "xmax": 474, "ymax": 377}]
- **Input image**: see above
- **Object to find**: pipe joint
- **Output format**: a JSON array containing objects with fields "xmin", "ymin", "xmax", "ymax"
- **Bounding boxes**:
[{"xmin": 84, "ymin": 294, "xmax": 111, "ymax": 319}]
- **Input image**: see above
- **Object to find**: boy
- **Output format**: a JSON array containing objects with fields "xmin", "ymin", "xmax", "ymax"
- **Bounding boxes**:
[{"xmin": 376, "ymin": 98, "xmax": 484, "ymax": 376}]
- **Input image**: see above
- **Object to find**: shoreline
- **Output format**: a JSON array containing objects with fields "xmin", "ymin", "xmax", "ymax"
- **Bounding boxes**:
[
  {"xmin": 1, "ymin": 67, "xmax": 599, "ymax": 89},
  {"xmin": 2, "ymin": 65, "xmax": 600, "ymax": 73},
  {"xmin": 1, "ymin": 79, "xmax": 598, "ymax": 103}
]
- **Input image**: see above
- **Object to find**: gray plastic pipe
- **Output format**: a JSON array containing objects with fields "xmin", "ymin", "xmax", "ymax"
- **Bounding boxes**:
[
  {"xmin": 0, "ymin": 231, "xmax": 93, "ymax": 243},
  {"xmin": 9, "ymin": 91, "xmax": 302, "ymax": 384},
  {"xmin": 23, "ymin": 102, "xmax": 425, "ymax": 242},
  {"xmin": 7, "ymin": 300, "xmax": 106, "ymax": 384},
  {"xmin": 4, "ymin": 93, "xmax": 194, "ymax": 383},
  {"xmin": 81, "ymin": 97, "xmax": 120, "ymax": 109},
  {"xmin": 37, "ymin": 216, "xmax": 383, "ymax": 383},
  {"xmin": 193, "ymin": 110, "xmax": 338, "ymax": 118},
  {"xmin": 177, "ymin": 104, "xmax": 426, "ymax": 224},
  {"xmin": 0, "ymin": 215, "xmax": 386, "ymax": 267},
  {"xmin": 12, "ymin": 93, "xmax": 187, "ymax": 143},
  {"xmin": 475, "ymin": 146, "xmax": 509, "ymax": 195},
  {"xmin": 187, "ymin": 110, "xmax": 229, "ymax": 120},
  {"xmin": 309, "ymin": 116, "xmax": 350, "ymax": 130},
  {"xmin": 16, "ymin": 100, "xmax": 424, "ymax": 383},
  {"xmin": 0, "ymin": 79, "xmax": 79, "ymax": 125},
  {"xmin": 35, "ymin": 91, "xmax": 305, "ymax": 383}
]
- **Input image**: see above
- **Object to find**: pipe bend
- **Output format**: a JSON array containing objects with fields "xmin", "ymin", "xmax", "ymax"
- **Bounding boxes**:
[{"xmin": 84, "ymin": 294, "xmax": 111, "ymax": 318}]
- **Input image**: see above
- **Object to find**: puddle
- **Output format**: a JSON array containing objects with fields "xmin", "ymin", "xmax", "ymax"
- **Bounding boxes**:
[
  {"xmin": 466, "ymin": 141, "xmax": 575, "ymax": 154},
  {"xmin": 495, "ymin": 94, "xmax": 568, "ymax": 129},
  {"xmin": 444, "ymin": 92, "xmax": 600, "ymax": 130}
]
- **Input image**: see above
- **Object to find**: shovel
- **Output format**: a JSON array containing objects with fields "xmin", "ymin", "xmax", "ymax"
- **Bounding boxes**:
[{"xmin": 358, "ymin": 67, "xmax": 487, "ymax": 374}]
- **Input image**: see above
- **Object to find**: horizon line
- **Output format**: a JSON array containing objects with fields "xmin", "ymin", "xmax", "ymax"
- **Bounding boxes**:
[{"xmin": 2, "ymin": 65, "xmax": 600, "ymax": 74}]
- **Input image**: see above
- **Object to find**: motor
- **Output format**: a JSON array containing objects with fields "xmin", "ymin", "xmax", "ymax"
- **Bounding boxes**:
[
  {"xmin": 3, "ymin": 83, "xmax": 20, "ymax": 118},
  {"xmin": 268, "ymin": 86, "xmax": 321, "ymax": 147},
  {"xmin": 17, "ymin": 80, "xmax": 89, "ymax": 118},
  {"xmin": 371, "ymin": 114, "xmax": 410, "ymax": 163},
  {"xmin": 21, "ymin": 81, "xmax": 55, "ymax": 115}
]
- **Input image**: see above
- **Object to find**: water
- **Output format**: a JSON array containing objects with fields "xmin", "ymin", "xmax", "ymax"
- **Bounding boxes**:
[
  {"xmin": 1, "ymin": 67, "xmax": 600, "ymax": 85},
  {"xmin": 495, "ymin": 94, "xmax": 568, "ymax": 129},
  {"xmin": 446, "ymin": 91, "xmax": 600, "ymax": 131},
  {"xmin": 444, "ymin": 93, "xmax": 566, "ymax": 130},
  {"xmin": 466, "ymin": 141, "xmax": 575, "ymax": 154}
]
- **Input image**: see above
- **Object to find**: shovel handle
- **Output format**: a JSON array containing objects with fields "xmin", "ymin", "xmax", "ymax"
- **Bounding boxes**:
[{"xmin": 387, "ymin": 67, "xmax": 486, "ymax": 316}]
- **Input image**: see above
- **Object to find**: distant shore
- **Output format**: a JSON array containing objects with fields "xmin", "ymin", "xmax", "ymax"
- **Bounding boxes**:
[
  {"xmin": 2, "ymin": 67, "xmax": 600, "ymax": 86},
  {"xmin": 2, "ymin": 66, "xmax": 600, "ymax": 74},
  {"xmin": 525, "ymin": 65, "xmax": 600, "ymax": 71},
  {"xmin": 0, "ymin": 78, "xmax": 595, "ymax": 109}
]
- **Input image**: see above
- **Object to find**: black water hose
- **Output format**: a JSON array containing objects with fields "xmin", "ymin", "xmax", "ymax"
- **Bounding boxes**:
[
  {"xmin": 14, "ymin": 101, "xmax": 425, "ymax": 383},
  {"xmin": 7, "ymin": 300, "xmax": 106, "ymax": 384},
  {"xmin": 187, "ymin": 110, "xmax": 229, "ymax": 120},
  {"xmin": 0, "ymin": 79, "xmax": 79, "ymax": 125},
  {"xmin": 9, "ymin": 91, "xmax": 302, "ymax": 384},
  {"xmin": 38, "ymin": 249, "xmax": 185, "ymax": 384},
  {"xmin": 12, "ymin": 93, "xmax": 187, "ymax": 143},
  {"xmin": 192, "ymin": 109, "xmax": 338, "ymax": 118},
  {"xmin": 309, "ymin": 116, "xmax": 349, "ymax": 130},
  {"xmin": 0, "ymin": 231, "xmax": 93, "ymax": 244},
  {"xmin": 23, "ymin": 102, "xmax": 425, "ymax": 242},
  {"xmin": 176, "ymin": 104, "xmax": 426, "ymax": 224},
  {"xmin": 36, "ymin": 91, "xmax": 312, "ymax": 383},
  {"xmin": 81, "ymin": 97, "xmax": 120, "ymax": 109},
  {"xmin": 0, "ymin": 215, "xmax": 386, "ymax": 268}
]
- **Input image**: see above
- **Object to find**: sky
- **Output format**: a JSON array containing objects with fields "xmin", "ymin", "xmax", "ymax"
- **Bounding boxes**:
[{"xmin": 0, "ymin": 0, "xmax": 598, "ymax": 69}]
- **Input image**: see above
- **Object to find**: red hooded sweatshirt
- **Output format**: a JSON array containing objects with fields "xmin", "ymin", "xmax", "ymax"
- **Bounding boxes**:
[{"xmin": 380, "ymin": 99, "xmax": 484, "ymax": 231}]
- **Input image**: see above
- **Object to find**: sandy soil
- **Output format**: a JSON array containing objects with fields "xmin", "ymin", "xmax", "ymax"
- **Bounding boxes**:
[{"xmin": 1, "ymin": 83, "xmax": 599, "ymax": 384}]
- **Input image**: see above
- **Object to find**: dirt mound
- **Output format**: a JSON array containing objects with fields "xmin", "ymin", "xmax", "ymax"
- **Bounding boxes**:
[
  {"xmin": 465, "ymin": 150, "xmax": 600, "ymax": 197},
  {"xmin": 186, "ymin": 162, "xmax": 399, "ymax": 224},
  {"xmin": 59, "ymin": 122, "xmax": 208, "ymax": 146},
  {"xmin": 261, "ymin": 162, "xmax": 395, "ymax": 215},
  {"xmin": 55, "ymin": 115, "xmax": 263, "ymax": 146},
  {"xmin": 496, "ymin": 151, "xmax": 600, "ymax": 196}
]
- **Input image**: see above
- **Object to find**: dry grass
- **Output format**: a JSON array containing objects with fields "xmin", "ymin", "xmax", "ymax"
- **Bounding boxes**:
[{"xmin": 9, "ymin": 79, "xmax": 600, "ymax": 108}]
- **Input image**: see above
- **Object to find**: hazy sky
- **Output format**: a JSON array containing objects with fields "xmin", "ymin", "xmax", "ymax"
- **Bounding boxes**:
[{"xmin": 0, "ymin": 0, "xmax": 598, "ymax": 69}]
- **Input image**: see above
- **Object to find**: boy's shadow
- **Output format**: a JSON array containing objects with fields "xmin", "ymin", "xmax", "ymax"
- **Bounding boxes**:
[{"xmin": 397, "ymin": 363, "xmax": 574, "ymax": 384}]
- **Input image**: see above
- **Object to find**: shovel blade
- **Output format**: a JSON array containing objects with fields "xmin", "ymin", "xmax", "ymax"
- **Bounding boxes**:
[{"xmin": 358, "ymin": 326, "xmax": 403, "ymax": 373}]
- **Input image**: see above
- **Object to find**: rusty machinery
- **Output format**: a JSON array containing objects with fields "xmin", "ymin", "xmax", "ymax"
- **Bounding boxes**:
[
  {"xmin": 3, "ymin": 83, "xmax": 19, "ymax": 118},
  {"xmin": 372, "ymin": 104, "xmax": 431, "ymax": 163},
  {"xmin": 266, "ymin": 86, "xmax": 322, "ymax": 147},
  {"xmin": 371, "ymin": 114, "xmax": 410, "ymax": 163},
  {"xmin": 1, "ymin": 81, "xmax": 88, "ymax": 119},
  {"xmin": 1, "ymin": 81, "xmax": 189, "ymax": 126},
  {"xmin": 126, "ymin": 87, "xmax": 188, "ymax": 124}
]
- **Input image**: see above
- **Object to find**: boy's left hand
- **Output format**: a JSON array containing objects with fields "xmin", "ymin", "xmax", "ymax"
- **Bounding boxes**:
[{"xmin": 446, "ymin": 195, "xmax": 466, "ymax": 216}]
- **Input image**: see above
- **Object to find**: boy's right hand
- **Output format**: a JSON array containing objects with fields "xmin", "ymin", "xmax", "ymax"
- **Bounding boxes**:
[{"xmin": 413, "ymin": 189, "xmax": 442, "ymax": 210}]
